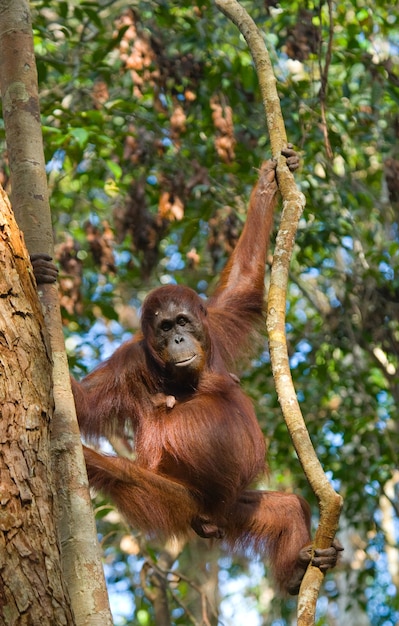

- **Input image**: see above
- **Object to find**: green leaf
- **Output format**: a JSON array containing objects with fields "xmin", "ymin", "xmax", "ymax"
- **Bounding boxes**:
[{"xmin": 69, "ymin": 127, "xmax": 89, "ymax": 148}]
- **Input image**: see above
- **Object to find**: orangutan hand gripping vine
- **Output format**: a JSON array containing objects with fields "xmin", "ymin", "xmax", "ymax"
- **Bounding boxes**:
[{"xmin": 32, "ymin": 147, "xmax": 341, "ymax": 594}]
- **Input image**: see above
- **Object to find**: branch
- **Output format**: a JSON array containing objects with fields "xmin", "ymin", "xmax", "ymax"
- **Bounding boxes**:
[
  {"xmin": 141, "ymin": 540, "xmax": 215, "ymax": 626},
  {"xmin": 318, "ymin": 0, "xmax": 334, "ymax": 160},
  {"xmin": 215, "ymin": 0, "xmax": 286, "ymax": 157},
  {"xmin": 214, "ymin": 1, "xmax": 343, "ymax": 623}
]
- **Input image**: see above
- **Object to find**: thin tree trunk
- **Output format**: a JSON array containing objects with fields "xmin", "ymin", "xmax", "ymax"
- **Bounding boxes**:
[{"xmin": 214, "ymin": 2, "xmax": 343, "ymax": 623}]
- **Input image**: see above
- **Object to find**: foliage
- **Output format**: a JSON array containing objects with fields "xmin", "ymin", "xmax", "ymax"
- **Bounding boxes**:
[{"xmin": 1, "ymin": 0, "xmax": 398, "ymax": 623}]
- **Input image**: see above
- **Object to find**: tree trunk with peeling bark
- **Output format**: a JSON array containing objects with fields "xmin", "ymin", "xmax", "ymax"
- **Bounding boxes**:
[
  {"xmin": 0, "ymin": 185, "xmax": 74, "ymax": 625},
  {"xmin": 0, "ymin": 1, "xmax": 113, "ymax": 623}
]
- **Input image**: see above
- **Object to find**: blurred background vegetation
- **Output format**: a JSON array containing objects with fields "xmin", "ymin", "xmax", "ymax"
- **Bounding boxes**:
[{"xmin": 1, "ymin": 0, "xmax": 398, "ymax": 624}]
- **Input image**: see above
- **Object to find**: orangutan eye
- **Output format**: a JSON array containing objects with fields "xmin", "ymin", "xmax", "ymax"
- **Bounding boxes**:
[{"xmin": 160, "ymin": 320, "xmax": 173, "ymax": 332}]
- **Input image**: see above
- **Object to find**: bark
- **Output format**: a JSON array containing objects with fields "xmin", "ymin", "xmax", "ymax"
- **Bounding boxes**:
[
  {"xmin": 0, "ymin": 0, "xmax": 51, "ymax": 253},
  {"xmin": 0, "ymin": 1, "xmax": 113, "ymax": 623},
  {"xmin": 0, "ymin": 185, "xmax": 73, "ymax": 625}
]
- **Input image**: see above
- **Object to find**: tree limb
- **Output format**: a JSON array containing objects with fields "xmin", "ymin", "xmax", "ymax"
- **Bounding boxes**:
[{"xmin": 214, "ymin": 1, "xmax": 343, "ymax": 623}]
